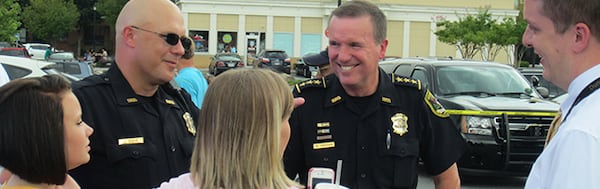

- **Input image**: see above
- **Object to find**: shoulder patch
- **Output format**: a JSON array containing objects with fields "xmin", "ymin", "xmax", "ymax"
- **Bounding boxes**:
[
  {"xmin": 391, "ymin": 74, "xmax": 421, "ymax": 90},
  {"xmin": 294, "ymin": 78, "xmax": 326, "ymax": 94},
  {"xmin": 424, "ymin": 90, "xmax": 450, "ymax": 118}
]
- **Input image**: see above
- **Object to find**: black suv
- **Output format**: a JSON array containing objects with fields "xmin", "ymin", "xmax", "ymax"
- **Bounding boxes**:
[
  {"xmin": 387, "ymin": 57, "xmax": 559, "ymax": 176},
  {"xmin": 252, "ymin": 49, "xmax": 291, "ymax": 74}
]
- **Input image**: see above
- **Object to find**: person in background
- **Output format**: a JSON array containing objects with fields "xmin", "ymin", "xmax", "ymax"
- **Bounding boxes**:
[
  {"xmin": 0, "ymin": 75, "xmax": 94, "ymax": 188},
  {"xmin": 522, "ymin": 0, "xmax": 600, "ymax": 188},
  {"xmin": 303, "ymin": 48, "xmax": 333, "ymax": 78},
  {"xmin": 174, "ymin": 36, "xmax": 209, "ymax": 108},
  {"xmin": 68, "ymin": 0, "xmax": 200, "ymax": 188},
  {"xmin": 159, "ymin": 69, "xmax": 302, "ymax": 189},
  {"xmin": 44, "ymin": 46, "xmax": 52, "ymax": 60},
  {"xmin": 283, "ymin": 1, "xmax": 465, "ymax": 188}
]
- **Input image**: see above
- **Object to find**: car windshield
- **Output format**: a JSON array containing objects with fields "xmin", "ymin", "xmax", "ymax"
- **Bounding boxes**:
[
  {"xmin": 0, "ymin": 50, "xmax": 26, "ymax": 57},
  {"xmin": 436, "ymin": 65, "xmax": 536, "ymax": 98},
  {"xmin": 217, "ymin": 54, "xmax": 241, "ymax": 61},
  {"xmin": 49, "ymin": 53, "xmax": 75, "ymax": 60},
  {"xmin": 265, "ymin": 51, "xmax": 287, "ymax": 58}
]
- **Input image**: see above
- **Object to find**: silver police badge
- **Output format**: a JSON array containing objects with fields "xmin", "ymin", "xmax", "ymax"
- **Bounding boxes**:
[{"xmin": 391, "ymin": 113, "xmax": 408, "ymax": 136}]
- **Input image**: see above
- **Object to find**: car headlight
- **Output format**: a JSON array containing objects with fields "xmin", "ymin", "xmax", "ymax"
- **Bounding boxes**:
[{"xmin": 463, "ymin": 116, "xmax": 494, "ymax": 135}]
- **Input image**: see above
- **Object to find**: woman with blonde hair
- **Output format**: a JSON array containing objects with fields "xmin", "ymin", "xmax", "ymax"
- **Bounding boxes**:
[{"xmin": 160, "ymin": 69, "xmax": 303, "ymax": 189}]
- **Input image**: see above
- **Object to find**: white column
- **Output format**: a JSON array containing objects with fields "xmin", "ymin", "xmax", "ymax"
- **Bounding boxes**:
[
  {"xmin": 209, "ymin": 13, "xmax": 217, "ymax": 54},
  {"xmin": 294, "ymin": 16, "xmax": 302, "ymax": 57},
  {"xmin": 403, "ymin": 21, "xmax": 410, "ymax": 57},
  {"xmin": 429, "ymin": 22, "xmax": 437, "ymax": 57},
  {"xmin": 238, "ymin": 15, "xmax": 246, "ymax": 56},
  {"xmin": 266, "ymin": 16, "xmax": 274, "ymax": 49}
]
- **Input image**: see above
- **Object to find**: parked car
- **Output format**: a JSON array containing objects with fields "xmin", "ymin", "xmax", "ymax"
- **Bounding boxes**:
[
  {"xmin": 0, "ymin": 55, "xmax": 79, "ymax": 82},
  {"xmin": 519, "ymin": 67, "xmax": 566, "ymax": 99},
  {"xmin": 252, "ymin": 49, "xmax": 291, "ymax": 74},
  {"xmin": 294, "ymin": 58, "xmax": 318, "ymax": 78},
  {"xmin": 22, "ymin": 43, "xmax": 51, "ymax": 60},
  {"xmin": 387, "ymin": 57, "xmax": 559, "ymax": 176},
  {"xmin": 46, "ymin": 52, "xmax": 94, "ymax": 79},
  {"xmin": 208, "ymin": 53, "xmax": 244, "ymax": 76},
  {"xmin": 0, "ymin": 47, "xmax": 32, "ymax": 58}
]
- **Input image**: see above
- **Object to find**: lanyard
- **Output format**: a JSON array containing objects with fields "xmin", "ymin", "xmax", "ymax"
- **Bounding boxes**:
[{"xmin": 563, "ymin": 77, "xmax": 600, "ymax": 121}]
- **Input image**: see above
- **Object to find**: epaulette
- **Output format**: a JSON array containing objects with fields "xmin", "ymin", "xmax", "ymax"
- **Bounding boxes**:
[
  {"xmin": 391, "ymin": 74, "xmax": 421, "ymax": 91},
  {"xmin": 294, "ymin": 78, "xmax": 326, "ymax": 94}
]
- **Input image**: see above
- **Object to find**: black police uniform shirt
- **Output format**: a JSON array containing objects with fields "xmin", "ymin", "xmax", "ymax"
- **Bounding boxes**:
[
  {"xmin": 69, "ymin": 64, "xmax": 199, "ymax": 189},
  {"xmin": 283, "ymin": 68, "xmax": 466, "ymax": 189}
]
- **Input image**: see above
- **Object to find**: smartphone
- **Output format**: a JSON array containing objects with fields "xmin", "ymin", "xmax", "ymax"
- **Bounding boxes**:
[{"xmin": 307, "ymin": 167, "xmax": 335, "ymax": 189}]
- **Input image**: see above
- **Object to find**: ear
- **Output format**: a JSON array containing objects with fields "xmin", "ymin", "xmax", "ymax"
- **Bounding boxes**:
[
  {"xmin": 121, "ymin": 26, "xmax": 137, "ymax": 48},
  {"xmin": 379, "ymin": 39, "xmax": 389, "ymax": 59},
  {"xmin": 573, "ymin": 22, "xmax": 591, "ymax": 53},
  {"xmin": 324, "ymin": 29, "xmax": 330, "ymax": 37}
]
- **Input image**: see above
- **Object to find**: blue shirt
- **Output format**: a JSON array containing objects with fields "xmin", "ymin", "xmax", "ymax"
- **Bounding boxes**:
[{"xmin": 175, "ymin": 67, "xmax": 208, "ymax": 108}]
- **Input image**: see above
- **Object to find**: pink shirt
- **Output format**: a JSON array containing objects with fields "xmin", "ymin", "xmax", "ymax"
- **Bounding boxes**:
[{"xmin": 158, "ymin": 173, "xmax": 300, "ymax": 189}]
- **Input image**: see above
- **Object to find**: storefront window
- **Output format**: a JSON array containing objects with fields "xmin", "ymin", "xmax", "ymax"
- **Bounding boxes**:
[
  {"xmin": 189, "ymin": 30, "xmax": 208, "ymax": 53},
  {"xmin": 217, "ymin": 32, "xmax": 237, "ymax": 54}
]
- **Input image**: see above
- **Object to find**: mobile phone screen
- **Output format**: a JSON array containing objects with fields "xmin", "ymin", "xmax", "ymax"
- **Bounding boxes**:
[{"xmin": 311, "ymin": 178, "xmax": 333, "ymax": 189}]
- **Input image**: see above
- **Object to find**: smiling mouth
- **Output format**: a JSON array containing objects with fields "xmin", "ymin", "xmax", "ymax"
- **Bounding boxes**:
[{"xmin": 339, "ymin": 64, "xmax": 358, "ymax": 71}]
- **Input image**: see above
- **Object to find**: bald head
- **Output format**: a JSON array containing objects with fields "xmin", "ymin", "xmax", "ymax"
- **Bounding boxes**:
[{"xmin": 115, "ymin": 0, "xmax": 183, "ymax": 39}]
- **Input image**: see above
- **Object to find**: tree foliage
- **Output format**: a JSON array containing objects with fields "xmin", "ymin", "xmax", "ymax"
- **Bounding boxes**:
[
  {"xmin": 22, "ymin": 0, "xmax": 80, "ymax": 44},
  {"xmin": 0, "ymin": 0, "xmax": 21, "ymax": 43},
  {"xmin": 96, "ymin": 0, "xmax": 128, "ymax": 31},
  {"xmin": 435, "ymin": 9, "xmax": 525, "ymax": 63}
]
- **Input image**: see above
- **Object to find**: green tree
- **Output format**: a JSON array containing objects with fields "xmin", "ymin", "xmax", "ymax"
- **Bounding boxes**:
[
  {"xmin": 435, "ymin": 9, "xmax": 493, "ymax": 59},
  {"xmin": 22, "ymin": 0, "xmax": 80, "ymax": 44},
  {"xmin": 96, "ymin": 0, "xmax": 128, "ymax": 31},
  {"xmin": 0, "ymin": 0, "xmax": 21, "ymax": 43}
]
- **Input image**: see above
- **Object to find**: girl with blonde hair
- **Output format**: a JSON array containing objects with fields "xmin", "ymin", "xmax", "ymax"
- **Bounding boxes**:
[{"xmin": 160, "ymin": 69, "xmax": 302, "ymax": 189}]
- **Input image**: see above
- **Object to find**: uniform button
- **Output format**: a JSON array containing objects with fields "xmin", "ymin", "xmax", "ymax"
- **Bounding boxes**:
[
  {"xmin": 132, "ymin": 151, "xmax": 140, "ymax": 157},
  {"xmin": 360, "ymin": 146, "xmax": 366, "ymax": 150},
  {"xmin": 400, "ymin": 148, "xmax": 406, "ymax": 155},
  {"xmin": 170, "ymin": 146, "xmax": 176, "ymax": 152},
  {"xmin": 360, "ymin": 173, "xmax": 367, "ymax": 178},
  {"xmin": 323, "ymin": 157, "xmax": 329, "ymax": 162}
]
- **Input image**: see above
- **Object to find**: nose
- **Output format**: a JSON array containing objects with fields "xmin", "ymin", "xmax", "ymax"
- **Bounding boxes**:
[
  {"xmin": 85, "ymin": 123, "xmax": 94, "ymax": 136},
  {"xmin": 522, "ymin": 26, "xmax": 533, "ymax": 47},
  {"xmin": 336, "ymin": 46, "xmax": 352, "ymax": 63},
  {"xmin": 172, "ymin": 40, "xmax": 186, "ymax": 57}
]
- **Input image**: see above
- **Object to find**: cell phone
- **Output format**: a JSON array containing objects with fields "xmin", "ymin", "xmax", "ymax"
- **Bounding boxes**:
[{"xmin": 308, "ymin": 167, "xmax": 335, "ymax": 189}]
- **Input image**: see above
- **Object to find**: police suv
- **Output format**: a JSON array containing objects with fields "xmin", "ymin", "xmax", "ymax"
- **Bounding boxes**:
[{"xmin": 383, "ymin": 57, "xmax": 559, "ymax": 176}]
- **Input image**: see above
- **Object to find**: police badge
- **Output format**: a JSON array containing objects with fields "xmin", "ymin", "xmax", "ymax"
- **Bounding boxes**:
[
  {"xmin": 183, "ymin": 112, "xmax": 196, "ymax": 136},
  {"xmin": 391, "ymin": 113, "xmax": 408, "ymax": 136}
]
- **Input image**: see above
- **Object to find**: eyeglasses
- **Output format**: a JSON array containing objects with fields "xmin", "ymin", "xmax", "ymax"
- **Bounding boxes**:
[{"xmin": 131, "ymin": 25, "xmax": 189, "ymax": 46}]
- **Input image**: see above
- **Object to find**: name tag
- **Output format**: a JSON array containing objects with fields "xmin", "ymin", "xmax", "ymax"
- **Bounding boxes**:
[
  {"xmin": 118, "ymin": 137, "xmax": 144, "ymax": 145},
  {"xmin": 313, "ymin": 142, "xmax": 335, "ymax": 150}
]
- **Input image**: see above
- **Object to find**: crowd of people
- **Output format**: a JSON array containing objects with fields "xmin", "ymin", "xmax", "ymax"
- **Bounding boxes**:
[{"xmin": 1, "ymin": 0, "xmax": 598, "ymax": 188}]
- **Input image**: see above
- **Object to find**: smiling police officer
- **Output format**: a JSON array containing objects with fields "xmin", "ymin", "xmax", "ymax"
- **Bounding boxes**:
[{"xmin": 283, "ymin": 1, "xmax": 466, "ymax": 188}]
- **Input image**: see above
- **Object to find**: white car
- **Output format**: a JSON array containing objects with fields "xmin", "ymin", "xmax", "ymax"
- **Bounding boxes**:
[
  {"xmin": 0, "ymin": 55, "xmax": 79, "ymax": 86},
  {"xmin": 22, "ymin": 43, "xmax": 51, "ymax": 60}
]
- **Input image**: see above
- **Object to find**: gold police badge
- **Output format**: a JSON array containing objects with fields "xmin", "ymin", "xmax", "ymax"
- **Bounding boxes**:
[
  {"xmin": 391, "ymin": 113, "xmax": 408, "ymax": 136},
  {"xmin": 183, "ymin": 112, "xmax": 196, "ymax": 136}
]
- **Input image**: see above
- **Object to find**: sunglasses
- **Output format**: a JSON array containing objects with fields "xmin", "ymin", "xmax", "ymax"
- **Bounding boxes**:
[{"xmin": 131, "ymin": 25, "xmax": 191, "ymax": 47}]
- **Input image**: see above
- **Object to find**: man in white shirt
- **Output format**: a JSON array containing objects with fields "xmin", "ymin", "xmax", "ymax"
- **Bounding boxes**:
[{"xmin": 522, "ymin": 0, "xmax": 600, "ymax": 188}]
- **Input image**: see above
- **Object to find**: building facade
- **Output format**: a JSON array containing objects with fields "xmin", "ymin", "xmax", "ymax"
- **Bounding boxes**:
[{"xmin": 176, "ymin": 0, "xmax": 519, "ymax": 67}]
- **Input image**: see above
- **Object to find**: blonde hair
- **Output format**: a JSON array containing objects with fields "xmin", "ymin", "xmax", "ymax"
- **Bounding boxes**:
[{"xmin": 190, "ymin": 69, "xmax": 300, "ymax": 189}]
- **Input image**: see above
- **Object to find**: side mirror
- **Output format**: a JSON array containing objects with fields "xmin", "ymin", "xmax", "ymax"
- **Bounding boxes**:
[
  {"xmin": 536, "ymin": 86, "xmax": 549, "ymax": 98},
  {"xmin": 530, "ymin": 75, "xmax": 540, "ymax": 87}
]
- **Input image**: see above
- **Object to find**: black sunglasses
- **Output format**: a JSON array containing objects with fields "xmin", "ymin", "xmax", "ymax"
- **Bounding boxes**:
[{"xmin": 131, "ymin": 25, "xmax": 190, "ymax": 47}]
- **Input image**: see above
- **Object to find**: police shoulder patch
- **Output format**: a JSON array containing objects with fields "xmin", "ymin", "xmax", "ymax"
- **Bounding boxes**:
[
  {"xmin": 424, "ymin": 90, "xmax": 450, "ymax": 118},
  {"xmin": 294, "ymin": 78, "xmax": 326, "ymax": 93},
  {"xmin": 391, "ymin": 74, "xmax": 421, "ymax": 90}
]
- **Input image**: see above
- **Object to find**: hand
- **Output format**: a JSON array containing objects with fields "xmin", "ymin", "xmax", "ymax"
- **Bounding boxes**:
[{"xmin": 293, "ymin": 97, "xmax": 305, "ymax": 109}]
